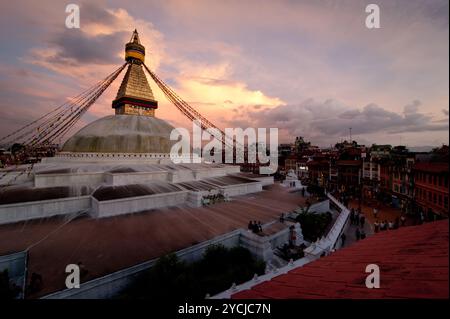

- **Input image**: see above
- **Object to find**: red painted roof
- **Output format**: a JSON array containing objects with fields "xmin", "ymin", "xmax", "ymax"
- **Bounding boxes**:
[{"xmin": 232, "ymin": 220, "xmax": 449, "ymax": 299}]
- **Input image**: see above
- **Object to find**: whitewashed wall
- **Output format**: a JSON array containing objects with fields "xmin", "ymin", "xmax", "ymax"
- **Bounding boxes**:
[
  {"xmin": 0, "ymin": 196, "xmax": 91, "ymax": 225},
  {"xmin": 308, "ymin": 199, "xmax": 330, "ymax": 214},
  {"xmin": 220, "ymin": 182, "xmax": 262, "ymax": 197},
  {"xmin": 91, "ymin": 191, "xmax": 189, "ymax": 218},
  {"xmin": 104, "ymin": 171, "xmax": 168, "ymax": 185},
  {"xmin": 34, "ymin": 173, "xmax": 105, "ymax": 188}
]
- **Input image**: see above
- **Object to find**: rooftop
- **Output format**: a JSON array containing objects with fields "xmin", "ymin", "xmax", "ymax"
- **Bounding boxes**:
[
  {"xmin": 232, "ymin": 219, "xmax": 449, "ymax": 299},
  {"xmin": 0, "ymin": 183, "xmax": 307, "ymax": 299}
]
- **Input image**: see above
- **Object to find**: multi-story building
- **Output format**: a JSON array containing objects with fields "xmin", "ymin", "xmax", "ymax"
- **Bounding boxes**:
[
  {"xmin": 412, "ymin": 146, "xmax": 449, "ymax": 218},
  {"xmin": 307, "ymin": 156, "xmax": 330, "ymax": 188},
  {"xmin": 413, "ymin": 163, "xmax": 448, "ymax": 217},
  {"xmin": 330, "ymin": 145, "xmax": 364, "ymax": 194},
  {"xmin": 374, "ymin": 146, "xmax": 415, "ymax": 210},
  {"xmin": 361, "ymin": 155, "xmax": 381, "ymax": 204}
]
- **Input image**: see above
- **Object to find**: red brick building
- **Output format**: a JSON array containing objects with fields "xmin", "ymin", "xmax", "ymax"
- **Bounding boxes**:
[{"xmin": 413, "ymin": 162, "xmax": 449, "ymax": 217}]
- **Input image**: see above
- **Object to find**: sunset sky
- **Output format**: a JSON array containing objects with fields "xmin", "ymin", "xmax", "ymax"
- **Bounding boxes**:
[{"xmin": 0, "ymin": 0, "xmax": 448, "ymax": 147}]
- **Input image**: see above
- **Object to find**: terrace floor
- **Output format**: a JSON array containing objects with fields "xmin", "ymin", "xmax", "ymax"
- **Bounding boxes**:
[{"xmin": 0, "ymin": 183, "xmax": 307, "ymax": 298}]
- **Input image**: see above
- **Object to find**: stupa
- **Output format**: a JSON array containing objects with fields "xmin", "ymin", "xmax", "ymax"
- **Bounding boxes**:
[{"xmin": 0, "ymin": 30, "xmax": 272, "ymax": 224}]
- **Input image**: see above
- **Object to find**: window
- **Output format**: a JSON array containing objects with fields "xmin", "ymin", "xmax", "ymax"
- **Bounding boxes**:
[{"xmin": 439, "ymin": 195, "xmax": 442, "ymax": 206}]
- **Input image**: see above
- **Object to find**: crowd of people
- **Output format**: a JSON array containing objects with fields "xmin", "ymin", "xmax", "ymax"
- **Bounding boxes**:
[
  {"xmin": 349, "ymin": 207, "xmax": 365, "ymax": 227},
  {"xmin": 373, "ymin": 215, "xmax": 407, "ymax": 232},
  {"xmin": 341, "ymin": 205, "xmax": 410, "ymax": 246},
  {"xmin": 248, "ymin": 220, "xmax": 263, "ymax": 234},
  {"xmin": 348, "ymin": 207, "xmax": 368, "ymax": 242}
]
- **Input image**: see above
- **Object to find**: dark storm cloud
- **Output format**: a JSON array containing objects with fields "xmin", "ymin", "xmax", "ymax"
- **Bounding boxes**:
[
  {"xmin": 51, "ymin": 31, "xmax": 127, "ymax": 65},
  {"xmin": 25, "ymin": 1, "xmax": 129, "ymax": 66}
]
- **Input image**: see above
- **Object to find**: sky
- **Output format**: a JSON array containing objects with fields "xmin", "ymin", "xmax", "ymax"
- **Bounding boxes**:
[{"xmin": 0, "ymin": 0, "xmax": 448, "ymax": 147}]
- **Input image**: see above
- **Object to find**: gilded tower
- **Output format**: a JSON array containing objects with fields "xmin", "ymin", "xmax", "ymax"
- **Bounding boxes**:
[{"xmin": 112, "ymin": 30, "xmax": 158, "ymax": 117}]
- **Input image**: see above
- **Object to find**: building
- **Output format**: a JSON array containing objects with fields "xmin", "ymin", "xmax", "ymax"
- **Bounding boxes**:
[
  {"xmin": 373, "ymin": 146, "xmax": 415, "ymax": 211},
  {"xmin": 361, "ymin": 154, "xmax": 381, "ymax": 204},
  {"xmin": 307, "ymin": 156, "xmax": 330, "ymax": 188},
  {"xmin": 0, "ymin": 31, "xmax": 271, "ymax": 223},
  {"xmin": 412, "ymin": 146, "xmax": 449, "ymax": 218},
  {"xmin": 332, "ymin": 145, "xmax": 364, "ymax": 194},
  {"xmin": 0, "ymin": 30, "xmax": 308, "ymax": 299}
]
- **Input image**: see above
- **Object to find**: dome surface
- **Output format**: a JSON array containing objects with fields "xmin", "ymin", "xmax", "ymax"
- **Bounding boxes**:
[{"xmin": 62, "ymin": 115, "xmax": 175, "ymax": 153}]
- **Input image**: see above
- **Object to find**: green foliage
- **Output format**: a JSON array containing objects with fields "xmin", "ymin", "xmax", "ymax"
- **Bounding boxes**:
[
  {"xmin": 296, "ymin": 211, "xmax": 332, "ymax": 242},
  {"xmin": 306, "ymin": 184, "xmax": 325, "ymax": 197},
  {"xmin": 121, "ymin": 245, "xmax": 265, "ymax": 300}
]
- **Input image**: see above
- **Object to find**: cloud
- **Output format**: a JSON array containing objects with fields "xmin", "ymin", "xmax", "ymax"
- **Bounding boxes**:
[
  {"xmin": 230, "ymin": 99, "xmax": 448, "ymax": 145},
  {"xmin": 23, "ymin": 1, "xmax": 165, "ymax": 82},
  {"xmin": 1, "ymin": 1, "xmax": 284, "ymax": 139},
  {"xmin": 0, "ymin": 0, "xmax": 447, "ymax": 148},
  {"xmin": 404, "ymin": 100, "xmax": 421, "ymax": 114}
]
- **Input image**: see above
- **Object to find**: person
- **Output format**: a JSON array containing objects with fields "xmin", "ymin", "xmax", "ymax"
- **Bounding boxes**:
[
  {"xmin": 248, "ymin": 221, "xmax": 253, "ymax": 231},
  {"xmin": 355, "ymin": 228, "xmax": 361, "ymax": 241},
  {"xmin": 388, "ymin": 221, "xmax": 394, "ymax": 230},
  {"xmin": 373, "ymin": 207, "xmax": 378, "ymax": 219},
  {"xmin": 360, "ymin": 229, "xmax": 366, "ymax": 239},
  {"xmin": 394, "ymin": 217, "xmax": 400, "ymax": 229},
  {"xmin": 355, "ymin": 210, "xmax": 360, "ymax": 226},
  {"xmin": 279, "ymin": 213, "xmax": 285, "ymax": 223},
  {"xmin": 340, "ymin": 233, "xmax": 346, "ymax": 247},
  {"xmin": 360, "ymin": 214, "xmax": 365, "ymax": 228},
  {"xmin": 379, "ymin": 221, "xmax": 386, "ymax": 231},
  {"xmin": 420, "ymin": 212, "xmax": 425, "ymax": 224},
  {"xmin": 258, "ymin": 221, "xmax": 263, "ymax": 233},
  {"xmin": 252, "ymin": 220, "xmax": 258, "ymax": 233},
  {"xmin": 301, "ymin": 187, "xmax": 305, "ymax": 197},
  {"xmin": 400, "ymin": 215, "xmax": 406, "ymax": 227},
  {"xmin": 374, "ymin": 221, "xmax": 380, "ymax": 233},
  {"xmin": 29, "ymin": 272, "xmax": 43, "ymax": 293}
]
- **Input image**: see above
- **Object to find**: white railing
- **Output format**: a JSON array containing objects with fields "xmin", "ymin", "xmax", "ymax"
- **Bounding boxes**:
[
  {"xmin": 303, "ymin": 193, "xmax": 350, "ymax": 257},
  {"xmin": 212, "ymin": 195, "xmax": 350, "ymax": 299}
]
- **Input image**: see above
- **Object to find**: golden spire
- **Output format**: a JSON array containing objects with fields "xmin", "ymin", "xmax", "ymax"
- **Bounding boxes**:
[
  {"xmin": 112, "ymin": 30, "xmax": 158, "ymax": 117},
  {"xmin": 125, "ymin": 29, "xmax": 145, "ymax": 64}
]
